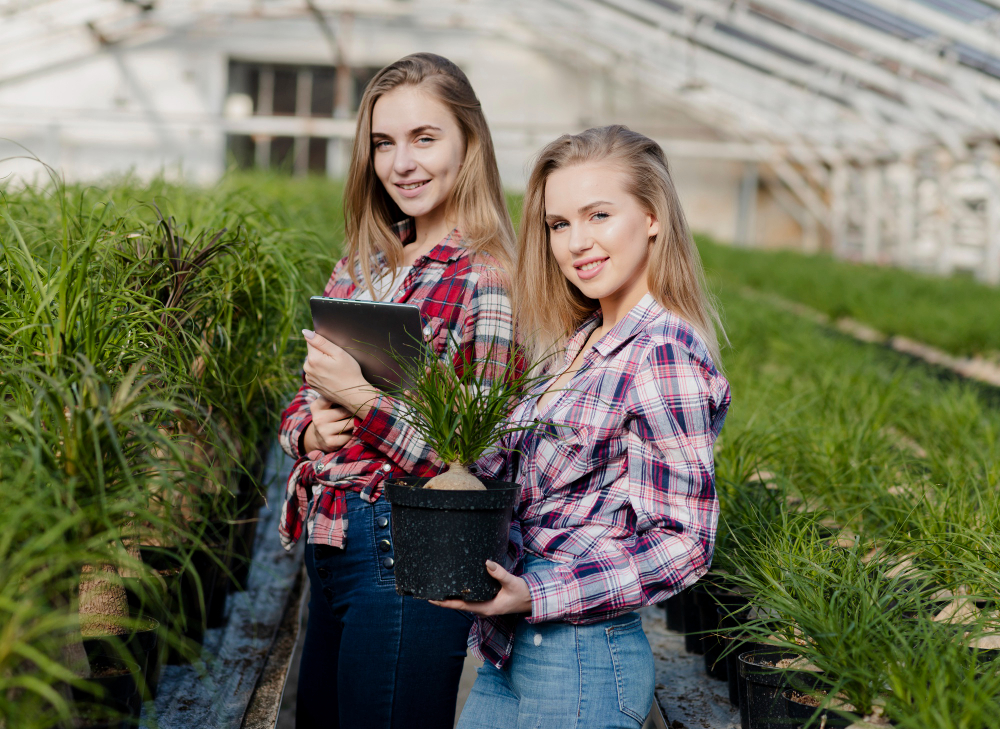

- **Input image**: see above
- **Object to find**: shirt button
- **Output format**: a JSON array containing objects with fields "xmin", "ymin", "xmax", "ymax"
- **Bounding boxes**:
[
  {"xmin": 382, "ymin": 557, "xmax": 395, "ymax": 570},
  {"xmin": 422, "ymin": 325, "xmax": 433, "ymax": 339},
  {"xmin": 376, "ymin": 516, "xmax": 389, "ymax": 529},
  {"xmin": 378, "ymin": 539, "xmax": 392, "ymax": 553},
  {"xmin": 381, "ymin": 463, "xmax": 392, "ymax": 473}
]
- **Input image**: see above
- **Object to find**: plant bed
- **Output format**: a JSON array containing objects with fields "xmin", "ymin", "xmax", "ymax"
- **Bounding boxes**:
[{"xmin": 384, "ymin": 477, "xmax": 521, "ymax": 601}]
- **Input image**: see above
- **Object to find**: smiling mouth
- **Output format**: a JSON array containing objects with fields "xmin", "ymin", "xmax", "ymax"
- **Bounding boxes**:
[
  {"xmin": 397, "ymin": 180, "xmax": 429, "ymax": 191},
  {"xmin": 576, "ymin": 258, "xmax": 608, "ymax": 272}
]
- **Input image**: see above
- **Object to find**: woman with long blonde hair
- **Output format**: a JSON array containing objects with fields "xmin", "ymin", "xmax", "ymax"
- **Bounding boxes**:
[
  {"xmin": 277, "ymin": 53, "xmax": 516, "ymax": 729},
  {"xmin": 432, "ymin": 125, "xmax": 731, "ymax": 728}
]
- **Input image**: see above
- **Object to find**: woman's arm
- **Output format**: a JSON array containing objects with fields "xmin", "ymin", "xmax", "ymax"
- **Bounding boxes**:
[
  {"xmin": 519, "ymin": 341, "xmax": 729, "ymax": 623},
  {"xmin": 354, "ymin": 265, "xmax": 516, "ymax": 475}
]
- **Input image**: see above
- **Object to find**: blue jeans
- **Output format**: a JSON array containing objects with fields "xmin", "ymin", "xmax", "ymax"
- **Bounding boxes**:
[
  {"xmin": 457, "ymin": 558, "xmax": 655, "ymax": 729},
  {"xmin": 296, "ymin": 490, "xmax": 473, "ymax": 729}
]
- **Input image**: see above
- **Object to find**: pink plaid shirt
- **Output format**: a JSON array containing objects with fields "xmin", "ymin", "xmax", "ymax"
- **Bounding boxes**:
[
  {"xmin": 471, "ymin": 293, "xmax": 730, "ymax": 668},
  {"xmin": 278, "ymin": 221, "xmax": 515, "ymax": 551}
]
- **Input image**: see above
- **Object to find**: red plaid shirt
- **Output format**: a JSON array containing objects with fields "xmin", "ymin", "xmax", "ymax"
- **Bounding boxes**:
[
  {"xmin": 278, "ymin": 221, "xmax": 515, "ymax": 551},
  {"xmin": 471, "ymin": 294, "xmax": 730, "ymax": 668}
]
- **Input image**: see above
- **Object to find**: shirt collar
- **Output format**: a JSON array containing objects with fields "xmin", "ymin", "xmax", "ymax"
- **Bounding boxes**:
[
  {"xmin": 579, "ymin": 293, "xmax": 664, "ymax": 358},
  {"xmin": 389, "ymin": 220, "xmax": 465, "ymax": 264}
]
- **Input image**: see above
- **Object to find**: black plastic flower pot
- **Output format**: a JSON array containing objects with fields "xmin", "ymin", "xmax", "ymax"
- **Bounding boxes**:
[
  {"xmin": 72, "ymin": 655, "xmax": 142, "ymax": 723},
  {"xmin": 140, "ymin": 547, "xmax": 208, "ymax": 664},
  {"xmin": 732, "ymin": 639, "xmax": 774, "ymax": 724},
  {"xmin": 664, "ymin": 591, "xmax": 685, "ymax": 632},
  {"xmin": 739, "ymin": 651, "xmax": 821, "ymax": 729},
  {"xmin": 384, "ymin": 477, "xmax": 520, "ymax": 601},
  {"xmin": 682, "ymin": 586, "xmax": 704, "ymax": 654},
  {"xmin": 783, "ymin": 689, "xmax": 857, "ymax": 729},
  {"xmin": 83, "ymin": 614, "xmax": 159, "ymax": 700},
  {"xmin": 702, "ymin": 589, "xmax": 749, "ymax": 681}
]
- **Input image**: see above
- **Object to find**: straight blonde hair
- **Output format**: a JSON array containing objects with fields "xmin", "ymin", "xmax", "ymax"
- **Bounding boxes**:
[
  {"xmin": 343, "ymin": 53, "xmax": 515, "ymax": 295},
  {"xmin": 516, "ymin": 125, "xmax": 726, "ymax": 367}
]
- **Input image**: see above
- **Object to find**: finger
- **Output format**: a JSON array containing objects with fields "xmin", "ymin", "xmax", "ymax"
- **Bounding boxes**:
[
  {"xmin": 330, "ymin": 417, "xmax": 355, "ymax": 434},
  {"xmin": 429, "ymin": 599, "xmax": 478, "ymax": 613},
  {"xmin": 305, "ymin": 333, "xmax": 343, "ymax": 358},
  {"xmin": 326, "ymin": 434, "xmax": 352, "ymax": 449},
  {"xmin": 485, "ymin": 560, "xmax": 513, "ymax": 583}
]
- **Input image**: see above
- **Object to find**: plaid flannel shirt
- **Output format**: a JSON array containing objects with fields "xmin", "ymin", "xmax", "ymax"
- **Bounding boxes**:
[
  {"xmin": 278, "ymin": 221, "xmax": 515, "ymax": 551},
  {"xmin": 471, "ymin": 293, "xmax": 730, "ymax": 668}
]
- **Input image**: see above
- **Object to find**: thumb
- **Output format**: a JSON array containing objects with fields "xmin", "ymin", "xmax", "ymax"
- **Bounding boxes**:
[{"xmin": 485, "ymin": 560, "xmax": 512, "ymax": 582}]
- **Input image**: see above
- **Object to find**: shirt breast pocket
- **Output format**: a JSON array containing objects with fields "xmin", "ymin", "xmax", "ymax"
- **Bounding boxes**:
[
  {"xmin": 536, "ymin": 421, "xmax": 625, "ymax": 488},
  {"xmin": 420, "ymin": 316, "xmax": 459, "ymax": 358}
]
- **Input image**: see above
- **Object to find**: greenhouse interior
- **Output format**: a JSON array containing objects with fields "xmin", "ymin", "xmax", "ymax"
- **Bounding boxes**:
[{"xmin": 1, "ymin": 1, "xmax": 1000, "ymax": 728}]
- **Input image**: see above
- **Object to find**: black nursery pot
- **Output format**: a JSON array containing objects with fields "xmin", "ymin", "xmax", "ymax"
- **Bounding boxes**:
[
  {"xmin": 783, "ymin": 689, "xmax": 856, "ymax": 729},
  {"xmin": 72, "ymin": 655, "xmax": 142, "ymax": 724},
  {"xmin": 664, "ymin": 591, "xmax": 685, "ymax": 632},
  {"xmin": 384, "ymin": 478, "xmax": 520, "ymax": 601},
  {"xmin": 682, "ymin": 586, "xmax": 704, "ymax": 654},
  {"xmin": 739, "ymin": 650, "xmax": 821, "ymax": 729},
  {"xmin": 83, "ymin": 615, "xmax": 159, "ymax": 700}
]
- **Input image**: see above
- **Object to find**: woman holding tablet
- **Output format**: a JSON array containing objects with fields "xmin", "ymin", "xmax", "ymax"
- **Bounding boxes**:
[
  {"xmin": 432, "ymin": 125, "xmax": 731, "ymax": 729},
  {"xmin": 277, "ymin": 53, "xmax": 516, "ymax": 729}
]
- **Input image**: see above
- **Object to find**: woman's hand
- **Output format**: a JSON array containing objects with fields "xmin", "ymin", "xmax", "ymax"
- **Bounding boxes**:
[
  {"xmin": 302, "ymin": 397, "xmax": 355, "ymax": 453},
  {"xmin": 430, "ymin": 561, "xmax": 533, "ymax": 616},
  {"xmin": 302, "ymin": 330, "xmax": 378, "ymax": 418}
]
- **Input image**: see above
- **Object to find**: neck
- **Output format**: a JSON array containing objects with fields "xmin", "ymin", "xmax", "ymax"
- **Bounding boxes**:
[
  {"xmin": 402, "ymin": 204, "xmax": 455, "ymax": 266},
  {"xmin": 597, "ymin": 283, "xmax": 649, "ymax": 335}
]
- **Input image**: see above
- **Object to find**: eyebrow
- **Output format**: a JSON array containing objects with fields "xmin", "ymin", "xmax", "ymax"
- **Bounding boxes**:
[
  {"xmin": 371, "ymin": 125, "xmax": 443, "ymax": 139},
  {"xmin": 579, "ymin": 200, "xmax": 614, "ymax": 213}
]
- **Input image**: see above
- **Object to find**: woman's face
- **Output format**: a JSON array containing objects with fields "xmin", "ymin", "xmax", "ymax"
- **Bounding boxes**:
[
  {"xmin": 371, "ymin": 85, "xmax": 465, "ymax": 222},
  {"xmin": 544, "ymin": 161, "xmax": 659, "ymax": 310}
]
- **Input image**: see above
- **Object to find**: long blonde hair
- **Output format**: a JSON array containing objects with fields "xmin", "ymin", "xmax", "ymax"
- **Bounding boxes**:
[
  {"xmin": 516, "ymin": 125, "xmax": 726, "ymax": 367},
  {"xmin": 343, "ymin": 53, "xmax": 515, "ymax": 294}
]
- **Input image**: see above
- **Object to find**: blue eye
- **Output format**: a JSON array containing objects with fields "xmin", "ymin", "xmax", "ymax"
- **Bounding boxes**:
[
  {"xmin": 374, "ymin": 140, "xmax": 392, "ymax": 150},
  {"xmin": 548, "ymin": 221, "xmax": 568, "ymax": 231},
  {"xmin": 416, "ymin": 136, "xmax": 434, "ymax": 144},
  {"xmin": 592, "ymin": 212, "xmax": 609, "ymax": 221}
]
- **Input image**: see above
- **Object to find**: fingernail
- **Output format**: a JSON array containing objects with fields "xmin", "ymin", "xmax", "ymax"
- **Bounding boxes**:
[
  {"xmin": 485, "ymin": 560, "xmax": 498, "ymax": 571},
  {"xmin": 302, "ymin": 329, "xmax": 315, "ymax": 340}
]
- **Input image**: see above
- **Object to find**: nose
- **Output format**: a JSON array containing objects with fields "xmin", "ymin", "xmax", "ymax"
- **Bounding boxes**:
[
  {"xmin": 567, "ymin": 224, "xmax": 593, "ymax": 255},
  {"xmin": 392, "ymin": 143, "xmax": 417, "ymax": 177}
]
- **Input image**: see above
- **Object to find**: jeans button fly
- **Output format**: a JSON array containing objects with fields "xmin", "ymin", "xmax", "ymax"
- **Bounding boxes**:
[
  {"xmin": 382, "ymin": 557, "xmax": 395, "ymax": 570},
  {"xmin": 376, "ymin": 516, "xmax": 389, "ymax": 529},
  {"xmin": 378, "ymin": 539, "xmax": 391, "ymax": 553},
  {"xmin": 317, "ymin": 567, "xmax": 329, "ymax": 578}
]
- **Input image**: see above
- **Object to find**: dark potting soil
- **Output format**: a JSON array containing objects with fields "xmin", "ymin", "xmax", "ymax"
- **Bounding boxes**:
[{"xmin": 89, "ymin": 663, "xmax": 132, "ymax": 679}]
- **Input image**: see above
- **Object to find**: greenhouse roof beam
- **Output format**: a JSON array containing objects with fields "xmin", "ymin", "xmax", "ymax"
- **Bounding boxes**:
[
  {"xmin": 557, "ymin": 0, "xmax": 945, "ymax": 154},
  {"xmin": 519, "ymin": 0, "xmax": 866, "ymax": 152},
  {"xmin": 846, "ymin": 0, "xmax": 1000, "ymax": 59},
  {"xmin": 745, "ymin": 0, "xmax": 1000, "ymax": 104},
  {"xmin": 601, "ymin": 0, "xmax": 996, "ymax": 140}
]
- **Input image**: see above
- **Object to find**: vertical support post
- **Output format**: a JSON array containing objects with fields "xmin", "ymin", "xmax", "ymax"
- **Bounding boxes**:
[
  {"xmin": 862, "ymin": 165, "xmax": 882, "ymax": 264},
  {"xmin": 255, "ymin": 66, "xmax": 274, "ymax": 170},
  {"xmin": 295, "ymin": 68, "xmax": 313, "ymax": 177},
  {"xmin": 328, "ymin": 12, "xmax": 355, "ymax": 180},
  {"xmin": 735, "ymin": 161, "xmax": 758, "ymax": 247},
  {"xmin": 893, "ymin": 160, "xmax": 915, "ymax": 269},
  {"xmin": 831, "ymin": 164, "xmax": 849, "ymax": 259},
  {"xmin": 936, "ymin": 149, "xmax": 956, "ymax": 277},
  {"xmin": 982, "ymin": 144, "xmax": 1000, "ymax": 286}
]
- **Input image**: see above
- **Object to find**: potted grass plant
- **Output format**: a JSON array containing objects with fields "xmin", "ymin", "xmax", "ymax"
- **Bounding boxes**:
[{"xmin": 383, "ymin": 340, "xmax": 544, "ymax": 601}]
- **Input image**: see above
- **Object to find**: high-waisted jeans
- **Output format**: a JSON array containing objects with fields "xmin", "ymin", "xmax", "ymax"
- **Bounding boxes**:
[
  {"xmin": 457, "ymin": 556, "xmax": 655, "ymax": 729},
  {"xmin": 296, "ymin": 490, "xmax": 473, "ymax": 729}
]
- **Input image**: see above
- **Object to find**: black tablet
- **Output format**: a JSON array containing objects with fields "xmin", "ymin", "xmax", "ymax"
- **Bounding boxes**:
[{"xmin": 309, "ymin": 297, "xmax": 423, "ymax": 391}]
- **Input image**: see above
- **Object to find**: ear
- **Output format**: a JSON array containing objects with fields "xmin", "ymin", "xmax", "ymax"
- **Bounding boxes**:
[{"xmin": 647, "ymin": 213, "xmax": 660, "ymax": 242}]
